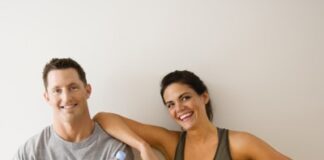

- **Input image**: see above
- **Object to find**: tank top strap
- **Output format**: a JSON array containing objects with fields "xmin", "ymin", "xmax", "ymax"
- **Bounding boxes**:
[
  {"xmin": 214, "ymin": 128, "xmax": 232, "ymax": 160},
  {"xmin": 174, "ymin": 131, "xmax": 186, "ymax": 160}
]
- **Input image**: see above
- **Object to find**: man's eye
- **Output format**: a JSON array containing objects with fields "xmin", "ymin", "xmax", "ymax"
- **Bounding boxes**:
[
  {"xmin": 70, "ymin": 86, "xmax": 79, "ymax": 91},
  {"xmin": 181, "ymin": 96, "xmax": 190, "ymax": 101},
  {"xmin": 53, "ymin": 89, "xmax": 61, "ymax": 94}
]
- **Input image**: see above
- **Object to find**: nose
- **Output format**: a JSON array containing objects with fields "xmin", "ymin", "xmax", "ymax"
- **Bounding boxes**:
[
  {"xmin": 175, "ymin": 102, "xmax": 184, "ymax": 112},
  {"xmin": 61, "ymin": 89, "xmax": 72, "ymax": 103}
]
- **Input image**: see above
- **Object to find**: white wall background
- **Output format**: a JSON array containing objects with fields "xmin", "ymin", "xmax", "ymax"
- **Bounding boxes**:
[{"xmin": 1, "ymin": 0, "xmax": 323, "ymax": 159}]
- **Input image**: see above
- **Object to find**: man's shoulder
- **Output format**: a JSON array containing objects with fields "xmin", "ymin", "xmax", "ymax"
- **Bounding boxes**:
[
  {"xmin": 95, "ymin": 122, "xmax": 125, "ymax": 144},
  {"xmin": 13, "ymin": 125, "xmax": 53, "ymax": 159},
  {"xmin": 94, "ymin": 123, "xmax": 134, "ymax": 159},
  {"xmin": 14, "ymin": 126, "xmax": 52, "ymax": 157},
  {"xmin": 24, "ymin": 125, "xmax": 52, "ymax": 146}
]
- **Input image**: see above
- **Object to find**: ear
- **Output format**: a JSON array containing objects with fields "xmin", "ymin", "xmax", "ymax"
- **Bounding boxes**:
[
  {"xmin": 85, "ymin": 84, "xmax": 92, "ymax": 98},
  {"xmin": 201, "ymin": 92, "xmax": 210, "ymax": 105},
  {"xmin": 43, "ymin": 91, "xmax": 49, "ymax": 102}
]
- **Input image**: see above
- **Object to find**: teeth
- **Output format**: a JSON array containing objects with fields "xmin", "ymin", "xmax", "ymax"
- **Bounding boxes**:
[
  {"xmin": 179, "ymin": 112, "xmax": 193, "ymax": 120},
  {"xmin": 64, "ymin": 106, "xmax": 73, "ymax": 109},
  {"xmin": 61, "ymin": 104, "xmax": 77, "ymax": 109}
]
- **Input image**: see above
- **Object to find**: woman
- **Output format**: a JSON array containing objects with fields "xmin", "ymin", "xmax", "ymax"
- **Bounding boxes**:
[{"xmin": 95, "ymin": 70, "xmax": 290, "ymax": 160}]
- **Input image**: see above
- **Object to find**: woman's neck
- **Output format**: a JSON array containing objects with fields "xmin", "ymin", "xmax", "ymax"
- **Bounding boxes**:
[{"xmin": 186, "ymin": 120, "xmax": 217, "ymax": 142}]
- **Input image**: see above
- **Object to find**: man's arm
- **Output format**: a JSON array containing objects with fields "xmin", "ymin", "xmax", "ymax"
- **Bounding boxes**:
[
  {"xmin": 12, "ymin": 148, "xmax": 24, "ymax": 160},
  {"xmin": 12, "ymin": 142, "xmax": 33, "ymax": 160}
]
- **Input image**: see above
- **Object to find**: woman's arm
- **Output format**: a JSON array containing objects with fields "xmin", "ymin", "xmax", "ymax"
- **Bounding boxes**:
[
  {"xmin": 138, "ymin": 142, "xmax": 160, "ymax": 160},
  {"xmin": 94, "ymin": 112, "xmax": 178, "ymax": 160},
  {"xmin": 229, "ymin": 131, "xmax": 291, "ymax": 160}
]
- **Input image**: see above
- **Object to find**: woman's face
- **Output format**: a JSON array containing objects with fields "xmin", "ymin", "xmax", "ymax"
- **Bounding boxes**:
[{"xmin": 163, "ymin": 83, "xmax": 209, "ymax": 130}]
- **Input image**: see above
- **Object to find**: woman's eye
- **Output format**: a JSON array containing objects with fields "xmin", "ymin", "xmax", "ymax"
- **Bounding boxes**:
[
  {"xmin": 166, "ymin": 103, "xmax": 174, "ymax": 109},
  {"xmin": 181, "ymin": 96, "xmax": 190, "ymax": 101}
]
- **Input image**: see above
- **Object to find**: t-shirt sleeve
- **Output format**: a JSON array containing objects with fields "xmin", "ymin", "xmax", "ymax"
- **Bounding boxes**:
[
  {"xmin": 12, "ymin": 144, "xmax": 28, "ymax": 160},
  {"xmin": 12, "ymin": 150, "xmax": 23, "ymax": 160},
  {"xmin": 12, "ymin": 135, "xmax": 38, "ymax": 160}
]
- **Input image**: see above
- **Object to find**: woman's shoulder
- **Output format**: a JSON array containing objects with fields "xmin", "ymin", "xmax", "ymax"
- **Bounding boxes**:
[
  {"xmin": 228, "ymin": 130, "xmax": 290, "ymax": 160},
  {"xmin": 228, "ymin": 130, "xmax": 256, "ymax": 144},
  {"xmin": 228, "ymin": 130, "xmax": 265, "ymax": 159},
  {"xmin": 161, "ymin": 129, "xmax": 181, "ymax": 139},
  {"xmin": 153, "ymin": 129, "xmax": 181, "ymax": 159}
]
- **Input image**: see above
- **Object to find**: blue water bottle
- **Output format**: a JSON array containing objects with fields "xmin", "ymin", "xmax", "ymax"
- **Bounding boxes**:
[{"xmin": 115, "ymin": 150, "xmax": 126, "ymax": 160}]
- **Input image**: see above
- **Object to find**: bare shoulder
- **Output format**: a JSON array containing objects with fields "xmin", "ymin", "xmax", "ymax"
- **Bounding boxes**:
[
  {"xmin": 228, "ymin": 130, "xmax": 291, "ymax": 160},
  {"xmin": 159, "ymin": 128, "xmax": 180, "ymax": 160},
  {"xmin": 227, "ymin": 130, "xmax": 254, "ymax": 159}
]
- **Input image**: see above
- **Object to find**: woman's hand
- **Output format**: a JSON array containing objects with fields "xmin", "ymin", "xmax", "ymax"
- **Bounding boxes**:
[{"xmin": 139, "ymin": 142, "xmax": 160, "ymax": 160}]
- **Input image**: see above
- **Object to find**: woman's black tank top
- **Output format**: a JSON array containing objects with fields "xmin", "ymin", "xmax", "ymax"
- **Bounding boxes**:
[{"xmin": 174, "ymin": 128, "xmax": 232, "ymax": 160}]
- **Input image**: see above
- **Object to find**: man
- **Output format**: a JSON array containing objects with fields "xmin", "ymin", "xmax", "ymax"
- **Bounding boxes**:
[{"xmin": 13, "ymin": 58, "xmax": 133, "ymax": 160}]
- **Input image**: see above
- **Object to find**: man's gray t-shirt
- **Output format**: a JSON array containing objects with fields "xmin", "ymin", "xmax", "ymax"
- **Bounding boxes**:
[{"xmin": 13, "ymin": 122, "xmax": 133, "ymax": 160}]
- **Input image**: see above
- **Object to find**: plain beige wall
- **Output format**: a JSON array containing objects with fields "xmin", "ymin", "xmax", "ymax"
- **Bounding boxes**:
[{"xmin": 1, "ymin": 0, "xmax": 323, "ymax": 159}]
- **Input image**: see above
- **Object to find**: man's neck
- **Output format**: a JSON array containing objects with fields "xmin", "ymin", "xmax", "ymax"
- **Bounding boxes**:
[{"xmin": 53, "ymin": 117, "xmax": 95, "ymax": 142}]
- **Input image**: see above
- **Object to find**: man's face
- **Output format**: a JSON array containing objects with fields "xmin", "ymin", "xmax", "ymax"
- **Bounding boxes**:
[{"xmin": 44, "ymin": 68, "xmax": 91, "ymax": 123}]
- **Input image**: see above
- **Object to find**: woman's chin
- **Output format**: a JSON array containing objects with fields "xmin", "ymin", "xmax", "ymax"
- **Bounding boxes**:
[{"xmin": 178, "ymin": 121, "xmax": 194, "ymax": 131}]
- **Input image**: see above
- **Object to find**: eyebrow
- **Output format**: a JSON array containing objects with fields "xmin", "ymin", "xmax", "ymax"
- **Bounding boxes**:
[
  {"xmin": 68, "ymin": 83, "xmax": 80, "ymax": 87},
  {"xmin": 49, "ymin": 82, "xmax": 80, "ymax": 90}
]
